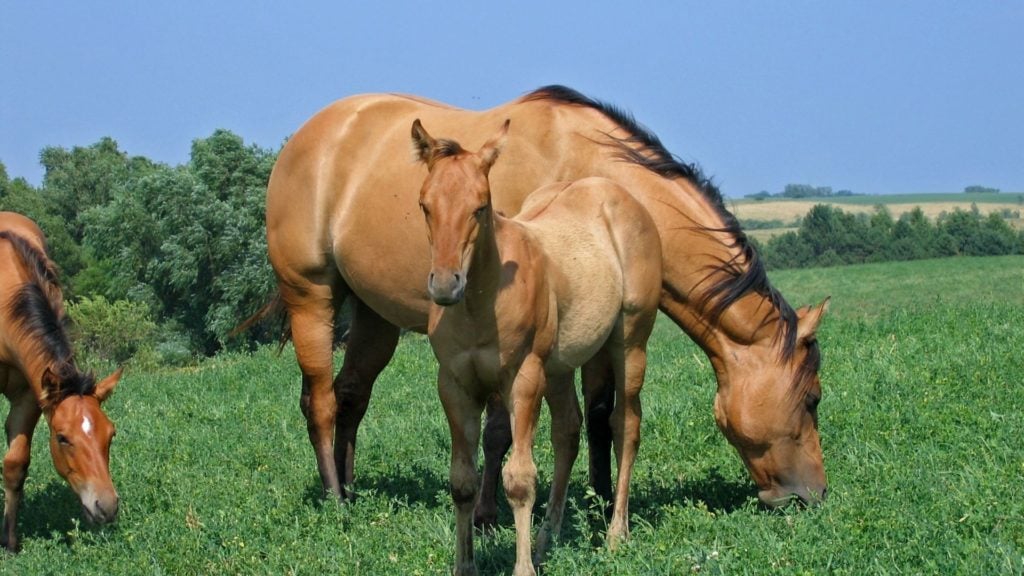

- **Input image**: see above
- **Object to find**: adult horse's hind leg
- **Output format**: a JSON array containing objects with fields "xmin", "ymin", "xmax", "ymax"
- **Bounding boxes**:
[
  {"xmin": 333, "ymin": 297, "xmax": 401, "ymax": 499},
  {"xmin": 1, "ymin": 385, "xmax": 41, "ymax": 552},
  {"xmin": 476, "ymin": 394, "xmax": 511, "ymax": 529},
  {"xmin": 282, "ymin": 277, "xmax": 344, "ymax": 498}
]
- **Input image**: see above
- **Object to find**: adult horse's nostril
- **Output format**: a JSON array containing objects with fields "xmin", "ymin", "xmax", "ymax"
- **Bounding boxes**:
[{"xmin": 454, "ymin": 272, "xmax": 462, "ymax": 283}]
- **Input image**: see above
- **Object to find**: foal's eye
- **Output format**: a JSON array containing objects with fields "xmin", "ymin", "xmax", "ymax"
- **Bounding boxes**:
[{"xmin": 474, "ymin": 206, "xmax": 487, "ymax": 219}]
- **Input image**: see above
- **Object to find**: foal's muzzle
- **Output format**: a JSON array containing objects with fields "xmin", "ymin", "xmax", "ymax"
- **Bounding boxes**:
[{"xmin": 428, "ymin": 270, "xmax": 466, "ymax": 306}]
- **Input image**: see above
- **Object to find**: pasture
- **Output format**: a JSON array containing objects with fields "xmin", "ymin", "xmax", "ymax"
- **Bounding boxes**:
[{"xmin": 2, "ymin": 256, "xmax": 1022, "ymax": 574}]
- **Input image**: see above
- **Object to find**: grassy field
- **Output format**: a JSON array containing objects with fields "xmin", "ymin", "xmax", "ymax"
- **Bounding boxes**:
[
  {"xmin": 2, "ymin": 256, "xmax": 1023, "ymax": 574},
  {"xmin": 730, "ymin": 192, "xmax": 1024, "ymax": 241}
]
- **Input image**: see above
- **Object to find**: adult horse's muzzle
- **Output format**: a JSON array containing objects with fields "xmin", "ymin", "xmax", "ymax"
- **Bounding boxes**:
[
  {"xmin": 428, "ymin": 269, "xmax": 466, "ymax": 306},
  {"xmin": 758, "ymin": 483, "xmax": 827, "ymax": 509}
]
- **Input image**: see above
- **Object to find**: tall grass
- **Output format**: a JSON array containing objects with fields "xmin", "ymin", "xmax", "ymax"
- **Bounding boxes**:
[{"xmin": 2, "ymin": 256, "xmax": 1022, "ymax": 574}]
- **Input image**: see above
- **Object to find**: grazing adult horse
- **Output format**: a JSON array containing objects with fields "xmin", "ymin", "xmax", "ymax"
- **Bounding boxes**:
[
  {"xmin": 265, "ymin": 85, "xmax": 828, "ymax": 517},
  {"xmin": 414, "ymin": 119, "xmax": 661, "ymax": 574},
  {"xmin": 0, "ymin": 212, "xmax": 123, "ymax": 552}
]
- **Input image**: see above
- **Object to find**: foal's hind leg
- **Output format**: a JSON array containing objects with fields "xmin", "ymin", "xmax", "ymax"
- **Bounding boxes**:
[
  {"xmin": 333, "ymin": 298, "xmax": 401, "ymax": 499},
  {"xmin": 1, "ymin": 385, "xmax": 41, "ymax": 552},
  {"xmin": 606, "ymin": 310, "xmax": 656, "ymax": 549},
  {"xmin": 533, "ymin": 373, "xmax": 581, "ymax": 566}
]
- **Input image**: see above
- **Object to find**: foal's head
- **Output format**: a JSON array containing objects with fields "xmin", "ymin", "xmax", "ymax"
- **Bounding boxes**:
[
  {"xmin": 42, "ymin": 366, "xmax": 123, "ymax": 524},
  {"xmin": 412, "ymin": 119, "xmax": 509, "ymax": 306}
]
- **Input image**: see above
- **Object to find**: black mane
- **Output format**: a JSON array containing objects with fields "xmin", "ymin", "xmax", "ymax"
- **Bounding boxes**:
[
  {"xmin": 1, "ymin": 231, "xmax": 95, "ymax": 398},
  {"xmin": 523, "ymin": 85, "xmax": 801, "ymax": 362}
]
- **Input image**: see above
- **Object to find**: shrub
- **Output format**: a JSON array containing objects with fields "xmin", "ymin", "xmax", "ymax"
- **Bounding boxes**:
[{"xmin": 67, "ymin": 296, "xmax": 158, "ymax": 366}]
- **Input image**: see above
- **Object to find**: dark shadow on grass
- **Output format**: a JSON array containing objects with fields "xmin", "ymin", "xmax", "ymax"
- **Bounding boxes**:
[
  {"xmin": 632, "ymin": 466, "xmax": 756, "ymax": 519},
  {"xmin": 14, "ymin": 480, "xmax": 95, "ymax": 548}
]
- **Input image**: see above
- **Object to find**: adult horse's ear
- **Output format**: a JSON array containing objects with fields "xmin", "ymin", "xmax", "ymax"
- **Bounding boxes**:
[
  {"xmin": 411, "ymin": 119, "xmax": 436, "ymax": 166},
  {"xmin": 95, "ymin": 367, "xmax": 124, "ymax": 403},
  {"xmin": 479, "ymin": 119, "xmax": 510, "ymax": 176},
  {"xmin": 39, "ymin": 366, "xmax": 61, "ymax": 410},
  {"xmin": 796, "ymin": 297, "xmax": 830, "ymax": 343}
]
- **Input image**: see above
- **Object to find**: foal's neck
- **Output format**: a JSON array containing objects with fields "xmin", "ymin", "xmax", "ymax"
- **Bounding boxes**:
[{"xmin": 462, "ymin": 214, "xmax": 510, "ymax": 314}]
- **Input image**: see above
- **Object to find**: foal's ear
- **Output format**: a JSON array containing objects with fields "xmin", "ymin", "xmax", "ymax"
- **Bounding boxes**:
[
  {"xmin": 478, "ymin": 119, "xmax": 510, "ymax": 175},
  {"xmin": 94, "ymin": 367, "xmax": 124, "ymax": 403},
  {"xmin": 411, "ymin": 119, "xmax": 437, "ymax": 166},
  {"xmin": 796, "ymin": 297, "xmax": 830, "ymax": 343}
]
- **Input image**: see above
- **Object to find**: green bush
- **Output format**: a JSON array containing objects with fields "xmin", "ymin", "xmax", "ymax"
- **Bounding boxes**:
[{"xmin": 67, "ymin": 296, "xmax": 158, "ymax": 366}]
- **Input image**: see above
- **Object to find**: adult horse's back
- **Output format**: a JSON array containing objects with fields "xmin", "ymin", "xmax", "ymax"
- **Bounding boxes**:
[{"xmin": 267, "ymin": 86, "xmax": 829, "ymax": 507}]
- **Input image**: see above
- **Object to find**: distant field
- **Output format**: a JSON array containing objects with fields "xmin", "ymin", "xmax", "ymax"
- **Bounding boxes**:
[
  {"xmin": 729, "ymin": 192, "xmax": 1024, "ymax": 238},
  {"xmin": 1, "ymin": 256, "xmax": 1021, "ymax": 574}
]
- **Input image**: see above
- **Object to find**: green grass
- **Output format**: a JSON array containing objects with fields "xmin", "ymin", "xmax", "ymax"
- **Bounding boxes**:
[{"xmin": 2, "ymin": 256, "xmax": 1023, "ymax": 574}]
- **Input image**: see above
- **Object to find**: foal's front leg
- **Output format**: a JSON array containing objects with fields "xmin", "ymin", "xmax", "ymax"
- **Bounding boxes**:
[
  {"xmin": 438, "ymin": 368, "xmax": 484, "ymax": 576},
  {"xmin": 503, "ymin": 354, "xmax": 546, "ymax": 576}
]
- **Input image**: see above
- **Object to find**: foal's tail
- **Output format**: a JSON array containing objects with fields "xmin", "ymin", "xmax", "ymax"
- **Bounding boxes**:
[{"xmin": 229, "ymin": 292, "xmax": 291, "ymax": 350}]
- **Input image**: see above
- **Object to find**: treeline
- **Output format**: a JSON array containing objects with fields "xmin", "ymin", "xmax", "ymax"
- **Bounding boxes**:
[
  {"xmin": 756, "ymin": 204, "xmax": 1024, "ymax": 269},
  {"xmin": 0, "ymin": 133, "xmax": 277, "ymax": 366},
  {"xmin": 746, "ymin": 183, "xmax": 858, "ymax": 200}
]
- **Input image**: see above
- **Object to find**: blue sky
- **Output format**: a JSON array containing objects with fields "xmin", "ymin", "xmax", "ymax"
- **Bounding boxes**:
[{"xmin": 2, "ymin": 2, "xmax": 1022, "ymax": 197}]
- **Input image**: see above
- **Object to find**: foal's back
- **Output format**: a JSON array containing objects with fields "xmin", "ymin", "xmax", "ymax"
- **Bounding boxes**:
[{"xmin": 516, "ymin": 177, "xmax": 662, "ymax": 373}]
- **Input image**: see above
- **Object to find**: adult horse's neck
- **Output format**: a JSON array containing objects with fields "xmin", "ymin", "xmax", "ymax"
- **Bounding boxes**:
[{"xmin": 618, "ymin": 168, "xmax": 794, "ymax": 387}]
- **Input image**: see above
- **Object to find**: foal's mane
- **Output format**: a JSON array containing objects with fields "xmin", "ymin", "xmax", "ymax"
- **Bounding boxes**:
[
  {"xmin": 0, "ymin": 230, "xmax": 95, "ymax": 398},
  {"xmin": 522, "ymin": 86, "xmax": 816, "ymax": 380}
]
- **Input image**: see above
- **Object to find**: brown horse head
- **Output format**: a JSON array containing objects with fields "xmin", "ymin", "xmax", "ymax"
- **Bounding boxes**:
[
  {"xmin": 412, "ymin": 118, "xmax": 509, "ymax": 306},
  {"xmin": 42, "ymin": 366, "xmax": 123, "ymax": 524},
  {"xmin": 711, "ymin": 298, "xmax": 829, "ymax": 507}
]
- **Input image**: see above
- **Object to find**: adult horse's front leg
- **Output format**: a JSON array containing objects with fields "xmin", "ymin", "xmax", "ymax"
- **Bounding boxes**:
[
  {"xmin": 332, "ymin": 298, "xmax": 400, "ymax": 499},
  {"xmin": 581, "ymin": 349, "xmax": 616, "ymax": 508},
  {"xmin": 1, "ymin": 388, "xmax": 40, "ymax": 552}
]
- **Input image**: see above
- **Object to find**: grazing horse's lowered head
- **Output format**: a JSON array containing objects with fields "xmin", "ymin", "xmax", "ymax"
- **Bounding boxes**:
[{"xmin": 41, "ymin": 365, "xmax": 123, "ymax": 524}]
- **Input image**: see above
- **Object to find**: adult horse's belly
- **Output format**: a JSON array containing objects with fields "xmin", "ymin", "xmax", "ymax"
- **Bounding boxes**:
[{"xmin": 330, "ymin": 186, "xmax": 435, "ymax": 333}]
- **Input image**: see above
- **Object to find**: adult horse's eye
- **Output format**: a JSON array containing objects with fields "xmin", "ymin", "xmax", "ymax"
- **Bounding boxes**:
[
  {"xmin": 474, "ymin": 206, "xmax": 487, "ymax": 219},
  {"xmin": 56, "ymin": 434, "xmax": 71, "ymax": 446},
  {"xmin": 805, "ymin": 393, "xmax": 821, "ymax": 413}
]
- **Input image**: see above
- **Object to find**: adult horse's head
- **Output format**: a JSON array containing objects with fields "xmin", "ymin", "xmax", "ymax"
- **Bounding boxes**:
[
  {"xmin": 711, "ymin": 298, "xmax": 829, "ymax": 508},
  {"xmin": 411, "ymin": 118, "xmax": 509, "ymax": 306},
  {"xmin": 42, "ymin": 365, "xmax": 123, "ymax": 524}
]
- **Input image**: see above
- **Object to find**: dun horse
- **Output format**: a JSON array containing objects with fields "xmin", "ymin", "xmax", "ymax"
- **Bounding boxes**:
[
  {"xmin": 0, "ymin": 212, "xmax": 123, "ymax": 552},
  {"xmin": 264, "ymin": 86, "xmax": 828, "ymax": 524},
  {"xmin": 414, "ymin": 119, "xmax": 661, "ymax": 574}
]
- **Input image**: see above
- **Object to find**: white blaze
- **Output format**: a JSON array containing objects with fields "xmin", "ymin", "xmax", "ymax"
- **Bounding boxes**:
[{"xmin": 82, "ymin": 415, "xmax": 93, "ymax": 436}]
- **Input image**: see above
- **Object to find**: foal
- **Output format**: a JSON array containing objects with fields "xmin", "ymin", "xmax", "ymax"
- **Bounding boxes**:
[{"xmin": 413, "ymin": 120, "xmax": 661, "ymax": 575}]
